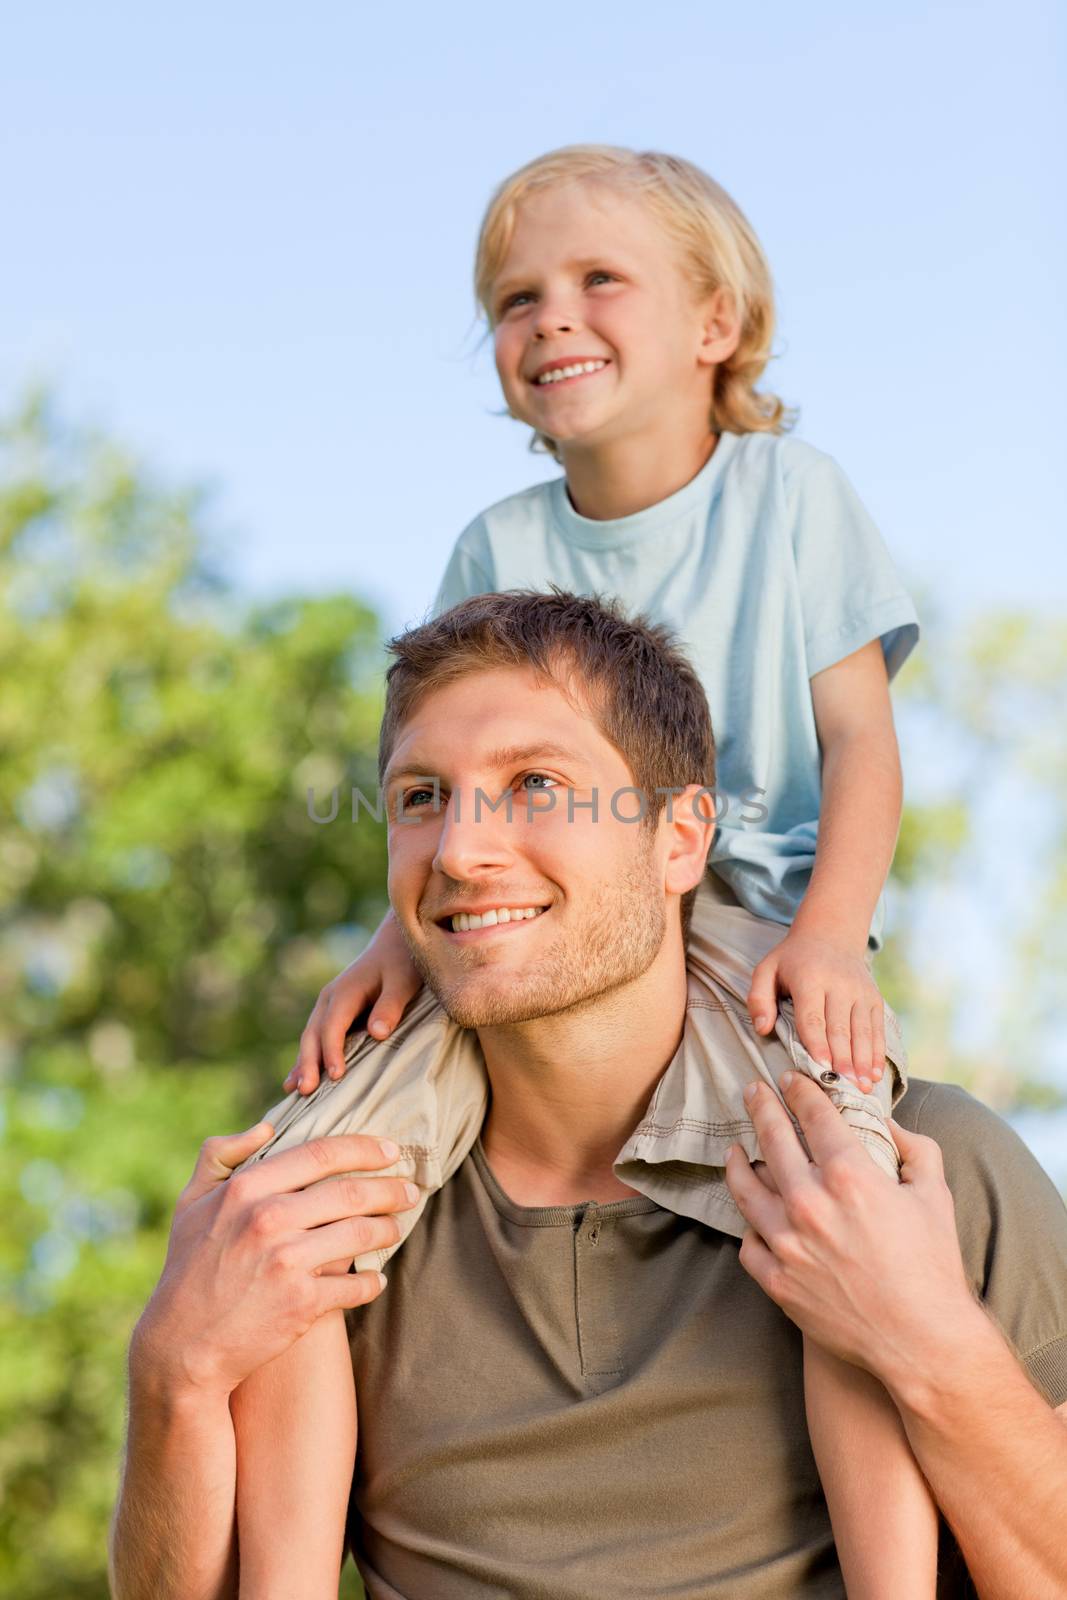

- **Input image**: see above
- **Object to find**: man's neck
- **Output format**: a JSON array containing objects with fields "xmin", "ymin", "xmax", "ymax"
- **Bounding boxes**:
[
  {"xmin": 558, "ymin": 420, "xmax": 718, "ymax": 523},
  {"xmin": 476, "ymin": 936, "xmax": 689, "ymax": 1207}
]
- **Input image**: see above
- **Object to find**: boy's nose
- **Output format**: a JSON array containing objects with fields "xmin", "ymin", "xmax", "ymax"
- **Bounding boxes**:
[{"xmin": 533, "ymin": 302, "xmax": 577, "ymax": 338}]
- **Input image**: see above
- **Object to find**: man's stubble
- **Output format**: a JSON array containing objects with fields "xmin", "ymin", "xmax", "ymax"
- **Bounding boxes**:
[{"xmin": 402, "ymin": 837, "xmax": 668, "ymax": 1030}]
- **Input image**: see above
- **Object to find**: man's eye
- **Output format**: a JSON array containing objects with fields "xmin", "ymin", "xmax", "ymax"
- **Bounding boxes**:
[
  {"xmin": 587, "ymin": 271, "xmax": 615, "ymax": 286},
  {"xmin": 402, "ymin": 787, "xmax": 438, "ymax": 809},
  {"xmin": 519, "ymin": 772, "xmax": 558, "ymax": 791}
]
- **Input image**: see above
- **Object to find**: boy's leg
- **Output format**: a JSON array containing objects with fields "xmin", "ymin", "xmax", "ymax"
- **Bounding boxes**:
[
  {"xmin": 231, "ymin": 987, "xmax": 488, "ymax": 1271},
  {"xmin": 685, "ymin": 871, "xmax": 907, "ymax": 1182},
  {"xmin": 804, "ymin": 1336, "xmax": 938, "ymax": 1599}
]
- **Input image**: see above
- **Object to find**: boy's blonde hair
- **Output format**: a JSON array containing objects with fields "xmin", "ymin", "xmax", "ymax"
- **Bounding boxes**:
[{"xmin": 474, "ymin": 144, "xmax": 794, "ymax": 455}]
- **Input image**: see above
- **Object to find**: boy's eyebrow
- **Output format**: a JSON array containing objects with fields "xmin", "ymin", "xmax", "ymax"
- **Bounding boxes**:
[
  {"xmin": 384, "ymin": 741, "xmax": 588, "ymax": 786},
  {"xmin": 493, "ymin": 255, "xmax": 630, "ymax": 297}
]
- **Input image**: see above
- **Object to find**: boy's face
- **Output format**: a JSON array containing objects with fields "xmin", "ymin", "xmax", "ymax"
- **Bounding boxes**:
[
  {"xmin": 490, "ymin": 181, "xmax": 722, "ymax": 454},
  {"xmin": 381, "ymin": 665, "xmax": 704, "ymax": 1030}
]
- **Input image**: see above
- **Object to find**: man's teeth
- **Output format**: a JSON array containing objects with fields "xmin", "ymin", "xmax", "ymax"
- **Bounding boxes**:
[
  {"xmin": 534, "ymin": 359, "xmax": 607, "ymax": 386},
  {"xmin": 451, "ymin": 907, "xmax": 546, "ymax": 931}
]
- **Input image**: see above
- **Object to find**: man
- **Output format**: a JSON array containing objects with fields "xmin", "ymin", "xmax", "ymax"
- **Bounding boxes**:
[{"xmin": 111, "ymin": 592, "xmax": 1067, "ymax": 1599}]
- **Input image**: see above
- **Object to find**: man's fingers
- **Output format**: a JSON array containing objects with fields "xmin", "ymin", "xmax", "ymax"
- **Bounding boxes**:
[
  {"xmin": 318, "ymin": 1268, "xmax": 389, "ymax": 1315},
  {"xmin": 182, "ymin": 1123, "xmax": 275, "ymax": 1204},
  {"xmin": 779, "ymin": 1072, "xmax": 856, "ymax": 1164},
  {"xmin": 231, "ymin": 1134, "xmax": 401, "ymax": 1200},
  {"xmin": 741, "ymin": 1083, "xmax": 814, "ymax": 1189},
  {"xmin": 887, "ymin": 1119, "xmax": 944, "ymax": 1184},
  {"xmin": 725, "ymin": 1146, "xmax": 786, "ymax": 1239},
  {"xmin": 747, "ymin": 955, "xmax": 779, "ymax": 1033},
  {"xmin": 289, "ymin": 1174, "xmax": 420, "ymax": 1231},
  {"xmin": 296, "ymin": 1212, "xmax": 404, "ymax": 1272}
]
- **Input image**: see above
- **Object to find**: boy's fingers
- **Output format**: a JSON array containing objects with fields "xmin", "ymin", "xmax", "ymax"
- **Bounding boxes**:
[
  {"xmin": 321, "ymin": 1012, "xmax": 353, "ymax": 1079},
  {"xmin": 849, "ymin": 1003, "xmax": 873, "ymax": 1088},
  {"xmin": 747, "ymin": 956, "xmax": 779, "ymax": 1033},
  {"xmin": 795, "ymin": 988, "xmax": 832, "ymax": 1069},
  {"xmin": 366, "ymin": 1003, "xmax": 398, "ymax": 1040},
  {"xmin": 823, "ymin": 992, "xmax": 854, "ymax": 1078},
  {"xmin": 871, "ymin": 1005, "xmax": 887, "ymax": 1077}
]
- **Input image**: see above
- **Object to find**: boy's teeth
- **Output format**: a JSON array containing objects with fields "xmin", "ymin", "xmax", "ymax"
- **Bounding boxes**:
[
  {"xmin": 535, "ymin": 359, "xmax": 607, "ymax": 386},
  {"xmin": 451, "ymin": 906, "xmax": 545, "ymax": 931}
]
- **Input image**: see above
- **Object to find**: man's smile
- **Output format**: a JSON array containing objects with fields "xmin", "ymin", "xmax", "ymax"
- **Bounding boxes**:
[{"xmin": 432, "ymin": 904, "xmax": 551, "ymax": 939}]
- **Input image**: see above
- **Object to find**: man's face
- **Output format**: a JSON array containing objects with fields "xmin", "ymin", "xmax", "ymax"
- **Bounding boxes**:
[{"xmin": 382, "ymin": 666, "xmax": 673, "ymax": 1029}]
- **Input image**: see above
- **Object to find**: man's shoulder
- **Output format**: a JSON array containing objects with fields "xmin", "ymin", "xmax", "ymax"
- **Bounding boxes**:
[
  {"xmin": 892, "ymin": 1076, "xmax": 1059, "ymax": 1199},
  {"xmin": 893, "ymin": 1077, "xmax": 1067, "ymax": 1363}
]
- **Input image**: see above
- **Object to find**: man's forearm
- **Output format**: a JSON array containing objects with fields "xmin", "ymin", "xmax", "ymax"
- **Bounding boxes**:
[
  {"xmin": 109, "ymin": 1327, "xmax": 239, "ymax": 1600},
  {"xmin": 884, "ymin": 1305, "xmax": 1067, "ymax": 1600}
]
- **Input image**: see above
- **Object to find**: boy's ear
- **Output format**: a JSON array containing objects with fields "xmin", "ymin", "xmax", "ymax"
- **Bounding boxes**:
[
  {"xmin": 697, "ymin": 285, "xmax": 742, "ymax": 368},
  {"xmin": 663, "ymin": 783, "xmax": 716, "ymax": 898}
]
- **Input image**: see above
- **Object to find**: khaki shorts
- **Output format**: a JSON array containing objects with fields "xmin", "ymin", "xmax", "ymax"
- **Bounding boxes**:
[{"xmin": 234, "ymin": 872, "xmax": 908, "ymax": 1269}]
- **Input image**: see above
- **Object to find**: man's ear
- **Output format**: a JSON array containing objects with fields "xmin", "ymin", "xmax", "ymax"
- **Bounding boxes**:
[
  {"xmin": 662, "ymin": 783, "xmax": 716, "ymax": 898},
  {"xmin": 696, "ymin": 285, "xmax": 742, "ymax": 369}
]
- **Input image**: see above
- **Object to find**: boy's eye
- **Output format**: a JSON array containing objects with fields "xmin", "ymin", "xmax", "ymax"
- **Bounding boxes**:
[{"xmin": 586, "ymin": 271, "xmax": 615, "ymax": 286}]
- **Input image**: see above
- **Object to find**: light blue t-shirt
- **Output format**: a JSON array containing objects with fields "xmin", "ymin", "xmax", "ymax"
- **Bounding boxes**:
[{"xmin": 432, "ymin": 430, "xmax": 919, "ymax": 947}]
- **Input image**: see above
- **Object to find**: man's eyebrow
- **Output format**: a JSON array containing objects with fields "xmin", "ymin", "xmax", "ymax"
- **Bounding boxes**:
[{"xmin": 384, "ymin": 742, "xmax": 587, "ymax": 786}]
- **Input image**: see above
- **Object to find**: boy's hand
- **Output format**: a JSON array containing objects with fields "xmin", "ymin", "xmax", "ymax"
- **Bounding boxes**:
[
  {"xmin": 283, "ymin": 911, "xmax": 423, "ymax": 1096},
  {"xmin": 747, "ymin": 930, "xmax": 886, "ymax": 1093}
]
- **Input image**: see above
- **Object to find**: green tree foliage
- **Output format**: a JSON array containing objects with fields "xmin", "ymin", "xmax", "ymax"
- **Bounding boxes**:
[{"xmin": 1, "ymin": 394, "xmax": 386, "ymax": 1596}]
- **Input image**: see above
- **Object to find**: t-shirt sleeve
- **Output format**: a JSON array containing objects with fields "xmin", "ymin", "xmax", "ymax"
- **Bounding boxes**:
[
  {"xmin": 897, "ymin": 1081, "xmax": 1067, "ymax": 1406},
  {"xmin": 430, "ymin": 524, "xmax": 496, "ymax": 619},
  {"xmin": 786, "ymin": 445, "xmax": 920, "ymax": 681}
]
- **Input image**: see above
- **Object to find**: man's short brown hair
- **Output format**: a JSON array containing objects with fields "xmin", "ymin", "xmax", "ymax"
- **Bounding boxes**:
[{"xmin": 379, "ymin": 588, "xmax": 716, "ymax": 938}]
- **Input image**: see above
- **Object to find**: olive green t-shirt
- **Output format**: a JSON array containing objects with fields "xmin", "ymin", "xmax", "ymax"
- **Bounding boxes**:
[{"xmin": 344, "ymin": 1081, "xmax": 1067, "ymax": 1598}]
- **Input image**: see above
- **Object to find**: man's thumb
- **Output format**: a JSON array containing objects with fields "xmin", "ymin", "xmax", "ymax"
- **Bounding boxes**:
[
  {"xmin": 189, "ymin": 1121, "xmax": 275, "ymax": 1197},
  {"xmin": 887, "ymin": 1118, "xmax": 938, "ymax": 1181}
]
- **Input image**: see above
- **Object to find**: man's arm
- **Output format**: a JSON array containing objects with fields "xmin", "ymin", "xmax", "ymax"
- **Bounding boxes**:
[
  {"xmin": 725, "ymin": 1073, "xmax": 1067, "ymax": 1600},
  {"xmin": 887, "ymin": 1307, "xmax": 1067, "ymax": 1597},
  {"xmin": 108, "ymin": 1122, "xmax": 414, "ymax": 1600},
  {"xmin": 109, "ymin": 1331, "xmax": 240, "ymax": 1600}
]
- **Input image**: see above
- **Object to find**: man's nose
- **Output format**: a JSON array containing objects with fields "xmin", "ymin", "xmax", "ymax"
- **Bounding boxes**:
[{"xmin": 432, "ymin": 789, "xmax": 517, "ymax": 879}]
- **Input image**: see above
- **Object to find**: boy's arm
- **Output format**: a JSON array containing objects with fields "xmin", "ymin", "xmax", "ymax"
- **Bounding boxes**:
[
  {"xmin": 748, "ymin": 638, "xmax": 903, "ymax": 1086},
  {"xmin": 230, "ymin": 1310, "xmax": 357, "ymax": 1599}
]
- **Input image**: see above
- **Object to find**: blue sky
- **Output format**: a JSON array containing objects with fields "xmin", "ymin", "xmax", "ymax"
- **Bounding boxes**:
[{"xmin": 3, "ymin": 0, "xmax": 1063, "ymax": 636}]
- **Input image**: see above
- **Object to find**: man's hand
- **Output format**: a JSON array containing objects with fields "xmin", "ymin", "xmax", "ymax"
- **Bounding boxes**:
[
  {"xmin": 133, "ymin": 1122, "xmax": 419, "ymax": 1400},
  {"xmin": 747, "ymin": 931, "xmax": 886, "ymax": 1092},
  {"xmin": 724, "ymin": 1072, "xmax": 979, "ymax": 1389}
]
